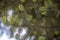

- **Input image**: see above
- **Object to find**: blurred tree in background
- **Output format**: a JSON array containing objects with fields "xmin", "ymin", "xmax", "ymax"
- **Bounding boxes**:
[{"xmin": 0, "ymin": 0, "xmax": 60, "ymax": 40}]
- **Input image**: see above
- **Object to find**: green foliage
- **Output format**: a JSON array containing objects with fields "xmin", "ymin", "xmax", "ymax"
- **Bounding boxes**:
[
  {"xmin": 32, "ymin": 0, "xmax": 37, "ymax": 2},
  {"xmin": 20, "ymin": 0, "xmax": 26, "ymax": 3},
  {"xmin": 2, "ymin": 16, "xmax": 6, "ymax": 23},
  {"xmin": 25, "ymin": 15, "xmax": 32, "ymax": 22},
  {"xmin": 15, "ymin": 33, "xmax": 20, "ymax": 39},
  {"xmin": 19, "ymin": 19, "xmax": 23, "ymax": 25},
  {"xmin": 32, "ymin": 19, "xmax": 37, "ymax": 24},
  {"xmin": 44, "ymin": 0, "xmax": 53, "ymax": 7},
  {"xmin": 0, "ymin": 0, "xmax": 60, "ymax": 40},
  {"xmin": 39, "ymin": 6, "xmax": 47, "ymax": 15},
  {"xmin": 10, "ymin": 15, "xmax": 21, "ymax": 26},
  {"xmin": 18, "ymin": 5, "xmax": 24, "ymax": 11},
  {"xmin": 38, "ymin": 36, "xmax": 45, "ymax": 40}
]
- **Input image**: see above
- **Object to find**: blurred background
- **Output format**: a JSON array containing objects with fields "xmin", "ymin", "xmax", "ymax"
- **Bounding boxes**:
[{"xmin": 0, "ymin": 0, "xmax": 60, "ymax": 40}]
